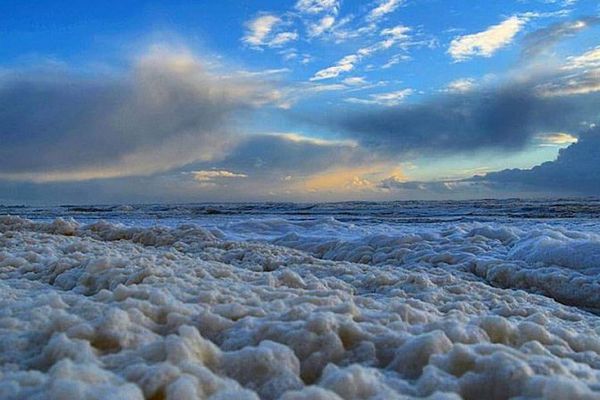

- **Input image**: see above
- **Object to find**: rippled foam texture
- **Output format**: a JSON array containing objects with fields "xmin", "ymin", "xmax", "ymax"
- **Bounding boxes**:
[{"xmin": 2, "ymin": 216, "xmax": 600, "ymax": 399}]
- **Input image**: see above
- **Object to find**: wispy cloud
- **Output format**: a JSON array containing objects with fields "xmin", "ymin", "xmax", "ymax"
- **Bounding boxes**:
[
  {"xmin": 243, "ymin": 14, "xmax": 298, "ymax": 49},
  {"xmin": 311, "ymin": 54, "xmax": 360, "ymax": 80},
  {"xmin": 295, "ymin": 0, "xmax": 340, "ymax": 15},
  {"xmin": 308, "ymin": 15, "xmax": 336, "ymax": 37},
  {"xmin": 188, "ymin": 170, "xmax": 248, "ymax": 186},
  {"xmin": 382, "ymin": 53, "xmax": 411, "ymax": 68},
  {"xmin": 563, "ymin": 45, "xmax": 600, "ymax": 70},
  {"xmin": 342, "ymin": 76, "xmax": 368, "ymax": 86},
  {"xmin": 521, "ymin": 17, "xmax": 599, "ymax": 58},
  {"xmin": 537, "ymin": 46, "xmax": 600, "ymax": 96},
  {"xmin": 448, "ymin": 16, "xmax": 527, "ymax": 61},
  {"xmin": 346, "ymin": 88, "xmax": 413, "ymax": 106},
  {"xmin": 367, "ymin": 0, "xmax": 403, "ymax": 22},
  {"xmin": 444, "ymin": 78, "xmax": 477, "ymax": 93},
  {"xmin": 535, "ymin": 132, "xmax": 578, "ymax": 146},
  {"xmin": 311, "ymin": 25, "xmax": 412, "ymax": 80},
  {"xmin": 243, "ymin": 14, "xmax": 280, "ymax": 46}
]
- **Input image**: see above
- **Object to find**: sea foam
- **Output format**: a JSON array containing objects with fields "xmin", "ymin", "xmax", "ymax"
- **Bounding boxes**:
[{"xmin": 2, "ymin": 215, "xmax": 600, "ymax": 399}]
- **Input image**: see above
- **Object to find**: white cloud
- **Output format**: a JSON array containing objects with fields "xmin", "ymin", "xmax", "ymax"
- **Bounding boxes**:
[
  {"xmin": 276, "ymin": 132, "xmax": 357, "ymax": 147},
  {"xmin": 445, "ymin": 78, "xmax": 476, "ymax": 93},
  {"xmin": 367, "ymin": 0, "xmax": 403, "ymax": 22},
  {"xmin": 382, "ymin": 53, "xmax": 411, "ymax": 68},
  {"xmin": 295, "ymin": 0, "xmax": 340, "ymax": 14},
  {"xmin": 243, "ymin": 14, "xmax": 297, "ymax": 48},
  {"xmin": 563, "ymin": 46, "xmax": 600, "ymax": 70},
  {"xmin": 235, "ymin": 68, "xmax": 291, "ymax": 78},
  {"xmin": 330, "ymin": 18, "xmax": 378, "ymax": 42},
  {"xmin": 378, "ymin": 25, "xmax": 411, "ymax": 49},
  {"xmin": 342, "ymin": 76, "xmax": 368, "ymax": 86},
  {"xmin": 270, "ymin": 31, "xmax": 299, "ymax": 46},
  {"xmin": 448, "ymin": 16, "xmax": 527, "ymax": 61},
  {"xmin": 243, "ymin": 14, "xmax": 281, "ymax": 46},
  {"xmin": 305, "ymin": 83, "xmax": 349, "ymax": 92},
  {"xmin": 541, "ymin": 0, "xmax": 578, "ymax": 6},
  {"xmin": 346, "ymin": 88, "xmax": 413, "ymax": 106},
  {"xmin": 308, "ymin": 15, "xmax": 336, "ymax": 37},
  {"xmin": 311, "ymin": 54, "xmax": 359, "ymax": 80},
  {"xmin": 189, "ymin": 170, "xmax": 248, "ymax": 182},
  {"xmin": 311, "ymin": 25, "xmax": 412, "ymax": 80}
]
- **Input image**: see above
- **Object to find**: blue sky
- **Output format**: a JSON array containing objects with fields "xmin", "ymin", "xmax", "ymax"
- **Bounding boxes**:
[{"xmin": 1, "ymin": 0, "xmax": 600, "ymax": 203}]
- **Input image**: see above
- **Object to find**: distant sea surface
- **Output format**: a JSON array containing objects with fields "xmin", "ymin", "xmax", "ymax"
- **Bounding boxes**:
[{"xmin": 3, "ymin": 198, "xmax": 600, "ymax": 239}]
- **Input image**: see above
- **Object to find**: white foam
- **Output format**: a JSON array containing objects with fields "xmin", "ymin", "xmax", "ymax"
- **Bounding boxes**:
[{"xmin": 2, "ymin": 216, "xmax": 600, "ymax": 399}]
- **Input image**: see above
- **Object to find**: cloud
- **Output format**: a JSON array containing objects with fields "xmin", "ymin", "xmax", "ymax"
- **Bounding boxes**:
[
  {"xmin": 379, "ymin": 176, "xmax": 484, "ymax": 195},
  {"xmin": 367, "ymin": 0, "xmax": 403, "ymax": 22},
  {"xmin": 535, "ymin": 132, "xmax": 578, "ymax": 146},
  {"xmin": 0, "ymin": 46, "xmax": 279, "ymax": 183},
  {"xmin": 277, "ymin": 77, "xmax": 387, "ymax": 107},
  {"xmin": 521, "ymin": 17, "xmax": 600, "ymax": 58},
  {"xmin": 563, "ymin": 45, "xmax": 600, "ymax": 70},
  {"xmin": 381, "ymin": 126, "xmax": 600, "ymax": 197},
  {"xmin": 308, "ymin": 15, "xmax": 336, "ymax": 37},
  {"xmin": 310, "ymin": 25, "xmax": 412, "ymax": 80},
  {"xmin": 444, "ymin": 78, "xmax": 477, "ymax": 93},
  {"xmin": 323, "ymin": 75, "xmax": 600, "ymax": 156},
  {"xmin": 382, "ymin": 53, "xmax": 411, "ymax": 68},
  {"xmin": 243, "ymin": 14, "xmax": 281, "ymax": 46},
  {"xmin": 207, "ymin": 133, "xmax": 366, "ymax": 177},
  {"xmin": 449, "ymin": 16, "xmax": 527, "ymax": 61},
  {"xmin": 243, "ymin": 14, "xmax": 298, "ymax": 48},
  {"xmin": 188, "ymin": 170, "xmax": 248, "ymax": 182},
  {"xmin": 174, "ymin": 133, "xmax": 379, "ymax": 198},
  {"xmin": 0, "ymin": 131, "xmax": 383, "ymax": 203},
  {"xmin": 346, "ymin": 88, "xmax": 413, "ymax": 106},
  {"xmin": 295, "ymin": 0, "xmax": 340, "ymax": 15},
  {"xmin": 469, "ymin": 126, "xmax": 600, "ymax": 195},
  {"xmin": 539, "ymin": 0, "xmax": 578, "ymax": 7},
  {"xmin": 311, "ymin": 54, "xmax": 359, "ymax": 80},
  {"xmin": 536, "ymin": 45, "xmax": 600, "ymax": 96},
  {"xmin": 342, "ymin": 76, "xmax": 368, "ymax": 86},
  {"xmin": 184, "ymin": 169, "xmax": 248, "ymax": 188}
]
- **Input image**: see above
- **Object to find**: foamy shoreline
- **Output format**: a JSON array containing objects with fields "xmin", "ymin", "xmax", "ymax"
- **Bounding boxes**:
[{"xmin": 2, "ymin": 215, "xmax": 600, "ymax": 399}]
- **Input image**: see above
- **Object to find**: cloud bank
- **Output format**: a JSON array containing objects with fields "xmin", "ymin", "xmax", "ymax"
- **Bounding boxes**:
[
  {"xmin": 0, "ymin": 47, "xmax": 279, "ymax": 183},
  {"xmin": 381, "ymin": 126, "xmax": 600, "ymax": 197},
  {"xmin": 473, "ymin": 126, "xmax": 600, "ymax": 195},
  {"xmin": 329, "ymin": 82, "xmax": 600, "ymax": 156}
]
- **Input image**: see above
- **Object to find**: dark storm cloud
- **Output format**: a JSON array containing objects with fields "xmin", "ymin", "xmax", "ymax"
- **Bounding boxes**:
[
  {"xmin": 0, "ymin": 49, "xmax": 277, "ymax": 181},
  {"xmin": 381, "ymin": 126, "xmax": 600, "ymax": 197},
  {"xmin": 472, "ymin": 126, "xmax": 600, "ymax": 195},
  {"xmin": 328, "ymin": 82, "xmax": 600, "ymax": 156},
  {"xmin": 316, "ymin": 14, "xmax": 600, "ymax": 158}
]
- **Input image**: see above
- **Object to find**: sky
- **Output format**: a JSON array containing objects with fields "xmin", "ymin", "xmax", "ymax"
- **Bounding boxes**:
[{"xmin": 1, "ymin": 0, "xmax": 600, "ymax": 204}]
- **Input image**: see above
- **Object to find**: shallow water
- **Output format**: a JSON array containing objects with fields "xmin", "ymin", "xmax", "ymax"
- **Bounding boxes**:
[{"xmin": 2, "ymin": 199, "xmax": 600, "ymax": 399}]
